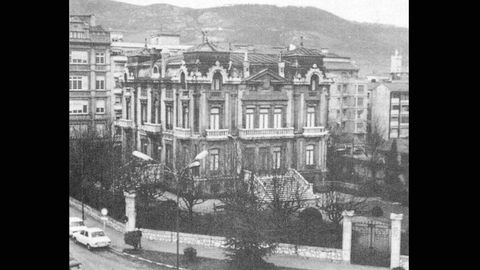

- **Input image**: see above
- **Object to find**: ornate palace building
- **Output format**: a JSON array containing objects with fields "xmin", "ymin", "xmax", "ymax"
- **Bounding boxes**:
[{"xmin": 116, "ymin": 39, "xmax": 340, "ymax": 192}]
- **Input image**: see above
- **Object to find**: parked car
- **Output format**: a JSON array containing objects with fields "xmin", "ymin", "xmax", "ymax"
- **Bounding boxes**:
[
  {"xmin": 72, "ymin": 227, "xmax": 111, "ymax": 250},
  {"xmin": 70, "ymin": 217, "xmax": 87, "ymax": 237}
]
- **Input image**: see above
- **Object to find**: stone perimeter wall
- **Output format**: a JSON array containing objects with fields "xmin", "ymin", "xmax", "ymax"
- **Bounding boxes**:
[
  {"xmin": 400, "ymin": 255, "xmax": 409, "ymax": 270},
  {"xmin": 69, "ymin": 197, "xmax": 342, "ymax": 261}
]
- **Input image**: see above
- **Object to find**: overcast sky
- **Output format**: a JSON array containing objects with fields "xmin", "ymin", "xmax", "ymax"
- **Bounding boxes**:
[{"xmin": 113, "ymin": 0, "xmax": 408, "ymax": 28}]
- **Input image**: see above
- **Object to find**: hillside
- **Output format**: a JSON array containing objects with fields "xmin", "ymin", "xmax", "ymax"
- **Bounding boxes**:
[{"xmin": 69, "ymin": 0, "xmax": 409, "ymax": 75}]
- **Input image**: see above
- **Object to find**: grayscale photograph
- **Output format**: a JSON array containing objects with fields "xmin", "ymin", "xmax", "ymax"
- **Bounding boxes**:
[{"xmin": 69, "ymin": 0, "xmax": 409, "ymax": 269}]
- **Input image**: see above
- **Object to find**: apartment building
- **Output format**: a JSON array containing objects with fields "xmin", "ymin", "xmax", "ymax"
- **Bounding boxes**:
[
  {"xmin": 323, "ymin": 51, "xmax": 368, "ymax": 143},
  {"xmin": 116, "ymin": 40, "xmax": 334, "ymax": 191},
  {"xmin": 69, "ymin": 15, "xmax": 112, "ymax": 137},
  {"xmin": 370, "ymin": 82, "xmax": 409, "ymax": 140}
]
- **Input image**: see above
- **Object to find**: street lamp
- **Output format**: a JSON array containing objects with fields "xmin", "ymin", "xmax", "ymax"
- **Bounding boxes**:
[{"xmin": 132, "ymin": 149, "xmax": 208, "ymax": 270}]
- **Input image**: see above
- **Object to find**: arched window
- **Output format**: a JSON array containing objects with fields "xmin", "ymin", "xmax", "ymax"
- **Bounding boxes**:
[
  {"xmin": 153, "ymin": 66, "xmax": 159, "ymax": 74},
  {"xmin": 212, "ymin": 72, "xmax": 222, "ymax": 90},
  {"xmin": 180, "ymin": 72, "xmax": 186, "ymax": 89},
  {"xmin": 311, "ymin": 74, "xmax": 319, "ymax": 91}
]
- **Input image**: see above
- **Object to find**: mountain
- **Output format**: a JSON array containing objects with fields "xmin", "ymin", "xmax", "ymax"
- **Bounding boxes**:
[{"xmin": 69, "ymin": 0, "xmax": 409, "ymax": 75}]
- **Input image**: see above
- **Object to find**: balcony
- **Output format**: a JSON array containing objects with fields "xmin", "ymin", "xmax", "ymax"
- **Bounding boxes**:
[
  {"xmin": 400, "ymin": 99, "xmax": 409, "ymax": 105},
  {"xmin": 69, "ymin": 64, "xmax": 90, "ymax": 72},
  {"xmin": 113, "ymin": 104, "xmax": 122, "ymax": 111},
  {"xmin": 391, "ymin": 98, "xmax": 400, "ymax": 104},
  {"xmin": 115, "ymin": 119, "xmax": 133, "ymax": 129},
  {"xmin": 391, "ymin": 110, "xmax": 399, "ymax": 115},
  {"xmin": 239, "ymin": 128, "xmax": 294, "ymax": 140},
  {"xmin": 174, "ymin": 127, "xmax": 192, "ymax": 139},
  {"xmin": 95, "ymin": 65, "xmax": 108, "ymax": 71},
  {"xmin": 303, "ymin": 126, "xmax": 328, "ymax": 137},
  {"xmin": 151, "ymin": 73, "xmax": 160, "ymax": 80},
  {"xmin": 113, "ymin": 88, "xmax": 123, "ymax": 95},
  {"xmin": 390, "ymin": 121, "xmax": 399, "ymax": 127},
  {"xmin": 141, "ymin": 122, "xmax": 162, "ymax": 133},
  {"xmin": 206, "ymin": 129, "xmax": 229, "ymax": 140}
]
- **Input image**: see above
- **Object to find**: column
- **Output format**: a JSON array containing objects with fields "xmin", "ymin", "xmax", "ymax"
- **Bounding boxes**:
[
  {"xmin": 342, "ymin": 210, "xmax": 354, "ymax": 263},
  {"xmin": 200, "ymin": 92, "xmax": 208, "ymax": 132},
  {"xmin": 124, "ymin": 191, "xmax": 136, "ymax": 232},
  {"xmin": 286, "ymin": 90, "xmax": 293, "ymax": 127},
  {"xmin": 147, "ymin": 88, "xmax": 152, "ymax": 123},
  {"xmin": 299, "ymin": 93, "xmax": 305, "ymax": 130},
  {"xmin": 160, "ymin": 88, "xmax": 166, "ymax": 129},
  {"xmin": 237, "ymin": 90, "xmax": 243, "ymax": 130},
  {"xmin": 390, "ymin": 213, "xmax": 404, "ymax": 269},
  {"xmin": 318, "ymin": 139, "xmax": 323, "ymax": 170},
  {"xmin": 173, "ymin": 89, "xmax": 178, "ymax": 128},
  {"xmin": 190, "ymin": 94, "xmax": 194, "ymax": 130},
  {"xmin": 224, "ymin": 93, "xmax": 230, "ymax": 129},
  {"xmin": 122, "ymin": 92, "xmax": 127, "ymax": 119}
]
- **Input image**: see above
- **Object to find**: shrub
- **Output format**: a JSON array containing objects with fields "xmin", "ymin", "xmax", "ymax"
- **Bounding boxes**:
[
  {"xmin": 124, "ymin": 231, "xmax": 141, "ymax": 249},
  {"xmin": 183, "ymin": 247, "xmax": 197, "ymax": 262},
  {"xmin": 372, "ymin": 206, "xmax": 384, "ymax": 217}
]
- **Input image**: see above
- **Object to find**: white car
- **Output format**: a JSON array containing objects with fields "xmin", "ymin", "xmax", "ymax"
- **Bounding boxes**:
[
  {"xmin": 72, "ymin": 227, "xmax": 111, "ymax": 250},
  {"xmin": 70, "ymin": 217, "xmax": 87, "ymax": 237}
]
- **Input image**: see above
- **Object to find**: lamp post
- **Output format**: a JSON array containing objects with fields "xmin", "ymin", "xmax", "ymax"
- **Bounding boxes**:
[{"xmin": 132, "ymin": 150, "xmax": 208, "ymax": 270}]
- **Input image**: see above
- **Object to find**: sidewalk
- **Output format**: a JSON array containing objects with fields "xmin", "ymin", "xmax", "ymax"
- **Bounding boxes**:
[{"xmin": 70, "ymin": 205, "xmax": 388, "ymax": 270}]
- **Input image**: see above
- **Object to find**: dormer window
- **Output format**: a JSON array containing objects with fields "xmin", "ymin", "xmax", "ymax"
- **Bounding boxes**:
[
  {"xmin": 213, "ymin": 72, "xmax": 222, "ymax": 91},
  {"xmin": 311, "ymin": 74, "xmax": 319, "ymax": 91}
]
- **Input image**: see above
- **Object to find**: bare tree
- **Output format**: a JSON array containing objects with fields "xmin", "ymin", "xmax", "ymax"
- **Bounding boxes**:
[{"xmin": 363, "ymin": 121, "xmax": 387, "ymax": 183}]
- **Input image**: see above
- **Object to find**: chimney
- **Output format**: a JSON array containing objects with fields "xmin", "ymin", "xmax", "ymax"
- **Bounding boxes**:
[
  {"xmin": 90, "ymin": 14, "xmax": 96, "ymax": 26},
  {"xmin": 300, "ymin": 36, "xmax": 304, "ymax": 47}
]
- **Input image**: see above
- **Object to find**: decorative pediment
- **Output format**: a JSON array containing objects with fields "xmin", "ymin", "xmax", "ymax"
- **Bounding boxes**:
[{"xmin": 243, "ymin": 69, "xmax": 289, "ymax": 84}]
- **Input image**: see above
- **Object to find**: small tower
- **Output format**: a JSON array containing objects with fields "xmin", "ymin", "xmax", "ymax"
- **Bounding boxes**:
[
  {"xmin": 243, "ymin": 51, "xmax": 250, "ymax": 78},
  {"xmin": 278, "ymin": 53, "xmax": 285, "ymax": 78},
  {"xmin": 391, "ymin": 49, "xmax": 402, "ymax": 73}
]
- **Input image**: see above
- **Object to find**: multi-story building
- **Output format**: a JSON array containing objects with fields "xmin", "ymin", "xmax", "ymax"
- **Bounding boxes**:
[
  {"xmin": 69, "ymin": 15, "xmax": 112, "ymax": 137},
  {"xmin": 323, "ymin": 50, "xmax": 368, "ymax": 144},
  {"xmin": 116, "ymin": 40, "xmax": 334, "ymax": 191},
  {"xmin": 370, "ymin": 82, "xmax": 409, "ymax": 140}
]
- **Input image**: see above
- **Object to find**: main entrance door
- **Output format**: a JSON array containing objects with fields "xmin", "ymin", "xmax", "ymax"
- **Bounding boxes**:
[{"xmin": 351, "ymin": 218, "xmax": 391, "ymax": 267}]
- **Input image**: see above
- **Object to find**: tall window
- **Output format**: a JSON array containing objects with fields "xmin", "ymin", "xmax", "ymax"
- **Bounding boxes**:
[
  {"xmin": 306, "ymin": 145, "xmax": 315, "ymax": 166},
  {"xmin": 259, "ymin": 108, "xmax": 269, "ymax": 129},
  {"xmin": 70, "ymin": 51, "xmax": 88, "ymax": 64},
  {"xmin": 183, "ymin": 104, "xmax": 189, "ymax": 128},
  {"xmin": 246, "ymin": 108, "xmax": 255, "ymax": 129},
  {"xmin": 166, "ymin": 105, "xmax": 173, "ymax": 130},
  {"xmin": 213, "ymin": 72, "xmax": 222, "ymax": 90},
  {"xmin": 357, "ymin": 110, "xmax": 363, "ymax": 119},
  {"xmin": 141, "ymin": 139, "xmax": 148, "ymax": 154},
  {"xmin": 165, "ymin": 144, "xmax": 173, "ymax": 168},
  {"xmin": 140, "ymin": 102, "xmax": 147, "ymax": 125},
  {"xmin": 210, "ymin": 107, "xmax": 220, "ymax": 130},
  {"xmin": 69, "ymin": 100, "xmax": 88, "ymax": 115},
  {"xmin": 95, "ymin": 52, "xmax": 105, "ymax": 64},
  {"xmin": 306, "ymin": 106, "xmax": 316, "ymax": 127},
  {"xmin": 273, "ymin": 108, "xmax": 282, "ymax": 128},
  {"xmin": 151, "ymin": 97, "xmax": 157, "ymax": 124},
  {"xmin": 273, "ymin": 147, "xmax": 281, "ymax": 170},
  {"xmin": 95, "ymin": 76, "xmax": 105, "ymax": 90},
  {"xmin": 95, "ymin": 100, "xmax": 105, "ymax": 114},
  {"xmin": 209, "ymin": 149, "xmax": 219, "ymax": 172},
  {"xmin": 311, "ymin": 74, "xmax": 319, "ymax": 91},
  {"xmin": 69, "ymin": 76, "xmax": 86, "ymax": 90}
]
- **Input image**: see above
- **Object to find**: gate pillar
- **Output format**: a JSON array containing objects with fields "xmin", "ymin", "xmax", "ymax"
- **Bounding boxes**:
[
  {"xmin": 342, "ymin": 210, "xmax": 355, "ymax": 263},
  {"xmin": 124, "ymin": 191, "xmax": 137, "ymax": 232},
  {"xmin": 390, "ymin": 213, "xmax": 403, "ymax": 268}
]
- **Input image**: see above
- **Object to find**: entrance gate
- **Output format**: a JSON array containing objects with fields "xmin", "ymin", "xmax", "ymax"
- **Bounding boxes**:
[{"xmin": 351, "ymin": 218, "xmax": 391, "ymax": 267}]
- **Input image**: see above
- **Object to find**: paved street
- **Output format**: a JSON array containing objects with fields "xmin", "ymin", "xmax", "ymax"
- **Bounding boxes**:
[{"xmin": 70, "ymin": 205, "xmax": 388, "ymax": 270}]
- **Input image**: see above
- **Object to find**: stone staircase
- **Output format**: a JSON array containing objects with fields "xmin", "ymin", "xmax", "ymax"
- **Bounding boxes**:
[{"xmin": 244, "ymin": 169, "xmax": 316, "ymax": 202}]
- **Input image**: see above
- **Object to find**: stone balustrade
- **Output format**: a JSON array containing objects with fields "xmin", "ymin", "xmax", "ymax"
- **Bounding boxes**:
[
  {"xmin": 303, "ymin": 126, "xmax": 328, "ymax": 137},
  {"xmin": 115, "ymin": 119, "xmax": 134, "ymax": 129},
  {"xmin": 239, "ymin": 127, "xmax": 294, "ymax": 139},
  {"xmin": 205, "ymin": 129, "xmax": 229, "ymax": 140},
  {"xmin": 174, "ymin": 127, "xmax": 191, "ymax": 138}
]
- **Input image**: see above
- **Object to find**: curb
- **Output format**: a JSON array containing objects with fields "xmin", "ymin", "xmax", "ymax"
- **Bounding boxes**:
[{"xmin": 109, "ymin": 247, "xmax": 190, "ymax": 270}]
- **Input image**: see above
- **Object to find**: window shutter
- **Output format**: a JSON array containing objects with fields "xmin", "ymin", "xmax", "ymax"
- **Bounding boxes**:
[
  {"xmin": 254, "ymin": 107, "xmax": 259, "ymax": 129},
  {"xmin": 269, "ymin": 108, "xmax": 274, "ymax": 128},
  {"xmin": 282, "ymin": 107, "xmax": 287, "ymax": 128},
  {"xmin": 242, "ymin": 107, "xmax": 246, "ymax": 128},
  {"xmin": 219, "ymin": 106, "xmax": 223, "ymax": 129}
]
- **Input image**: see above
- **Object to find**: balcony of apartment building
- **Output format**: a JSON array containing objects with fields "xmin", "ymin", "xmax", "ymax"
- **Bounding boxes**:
[
  {"xmin": 238, "ymin": 127, "xmax": 294, "ymax": 140},
  {"xmin": 95, "ymin": 64, "xmax": 109, "ymax": 72},
  {"xmin": 115, "ymin": 118, "xmax": 134, "ymax": 129},
  {"xmin": 69, "ymin": 64, "xmax": 90, "ymax": 72},
  {"xmin": 303, "ymin": 126, "xmax": 328, "ymax": 137},
  {"xmin": 400, "ymin": 99, "xmax": 409, "ymax": 105},
  {"xmin": 391, "ymin": 97, "xmax": 400, "ymax": 104},
  {"xmin": 113, "ymin": 88, "xmax": 123, "ymax": 95}
]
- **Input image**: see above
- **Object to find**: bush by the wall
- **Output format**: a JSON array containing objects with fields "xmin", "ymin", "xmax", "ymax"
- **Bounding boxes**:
[
  {"xmin": 183, "ymin": 247, "xmax": 197, "ymax": 262},
  {"xmin": 124, "ymin": 231, "xmax": 141, "ymax": 249}
]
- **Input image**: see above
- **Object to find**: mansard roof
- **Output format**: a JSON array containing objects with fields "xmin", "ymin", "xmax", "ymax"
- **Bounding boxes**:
[
  {"xmin": 230, "ymin": 52, "xmax": 278, "ymax": 65},
  {"xmin": 283, "ymin": 47, "xmax": 324, "ymax": 57}
]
